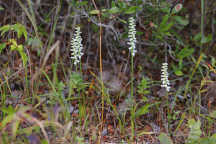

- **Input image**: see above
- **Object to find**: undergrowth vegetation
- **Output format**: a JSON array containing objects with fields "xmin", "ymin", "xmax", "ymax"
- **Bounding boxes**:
[{"xmin": 0, "ymin": 0, "xmax": 216, "ymax": 143}]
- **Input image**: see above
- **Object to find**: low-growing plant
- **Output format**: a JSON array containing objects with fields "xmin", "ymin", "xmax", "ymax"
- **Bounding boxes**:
[{"xmin": 0, "ymin": 23, "xmax": 28, "ymax": 66}]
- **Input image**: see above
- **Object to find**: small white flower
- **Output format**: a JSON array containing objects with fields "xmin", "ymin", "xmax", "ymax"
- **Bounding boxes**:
[
  {"xmin": 70, "ymin": 27, "xmax": 84, "ymax": 65},
  {"xmin": 161, "ymin": 62, "xmax": 170, "ymax": 92},
  {"xmin": 128, "ymin": 17, "xmax": 137, "ymax": 57}
]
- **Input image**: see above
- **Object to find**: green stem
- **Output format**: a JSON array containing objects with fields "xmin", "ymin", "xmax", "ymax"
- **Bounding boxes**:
[
  {"xmin": 131, "ymin": 54, "xmax": 134, "ymax": 99},
  {"xmin": 130, "ymin": 53, "xmax": 135, "ymax": 141}
]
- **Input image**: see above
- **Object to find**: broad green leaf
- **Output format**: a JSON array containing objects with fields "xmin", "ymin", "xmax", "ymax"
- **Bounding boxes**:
[
  {"xmin": 41, "ymin": 139, "xmax": 49, "ymax": 144},
  {"xmin": 1, "ymin": 105, "xmax": 16, "ymax": 114},
  {"xmin": 160, "ymin": 14, "xmax": 170, "ymax": 28},
  {"xmin": 17, "ymin": 44, "xmax": 23, "ymax": 52},
  {"xmin": 0, "ymin": 25, "xmax": 11, "ymax": 36},
  {"xmin": 89, "ymin": 9, "xmax": 100, "ymax": 15},
  {"xmin": 76, "ymin": 1, "xmax": 88, "ymax": 6},
  {"xmin": 158, "ymin": 133, "xmax": 173, "ymax": 144},
  {"xmin": 135, "ymin": 104, "xmax": 151, "ymax": 117},
  {"xmin": 20, "ymin": 51, "xmax": 28, "ymax": 66},
  {"xmin": 111, "ymin": 1, "xmax": 116, "ymax": 7},
  {"xmin": 209, "ymin": 133, "xmax": 216, "ymax": 143},
  {"xmin": 174, "ymin": 69, "xmax": 184, "ymax": 76},
  {"xmin": 142, "ymin": 96, "xmax": 148, "ymax": 102},
  {"xmin": 0, "ymin": 114, "xmax": 15, "ymax": 129},
  {"xmin": 201, "ymin": 34, "xmax": 212, "ymax": 44},
  {"xmin": 160, "ymin": 22, "xmax": 174, "ymax": 32},
  {"xmin": 174, "ymin": 16, "xmax": 189, "ymax": 26},
  {"xmin": 0, "ymin": 6, "xmax": 4, "ymax": 11},
  {"xmin": 177, "ymin": 47, "xmax": 194, "ymax": 59},
  {"xmin": 27, "ymin": 37, "xmax": 43, "ymax": 48},
  {"xmin": 210, "ymin": 110, "xmax": 216, "ymax": 118},
  {"xmin": 119, "ymin": 18, "xmax": 127, "ymax": 24},
  {"xmin": 193, "ymin": 33, "xmax": 202, "ymax": 42},
  {"xmin": 0, "ymin": 43, "xmax": 6, "ymax": 53},
  {"xmin": 108, "ymin": 7, "xmax": 120, "ymax": 14},
  {"xmin": 13, "ymin": 23, "xmax": 28, "ymax": 40},
  {"xmin": 187, "ymin": 119, "xmax": 202, "ymax": 143},
  {"xmin": 124, "ymin": 6, "xmax": 139, "ymax": 14},
  {"xmin": 19, "ymin": 24, "xmax": 28, "ymax": 41}
]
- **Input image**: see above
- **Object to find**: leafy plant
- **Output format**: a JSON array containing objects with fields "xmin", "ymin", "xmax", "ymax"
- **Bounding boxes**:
[
  {"xmin": 137, "ymin": 77, "xmax": 150, "ymax": 95},
  {"xmin": 9, "ymin": 39, "xmax": 28, "ymax": 66},
  {"xmin": 0, "ymin": 23, "xmax": 27, "ymax": 40},
  {"xmin": 0, "ymin": 23, "xmax": 28, "ymax": 66},
  {"xmin": 158, "ymin": 132, "xmax": 173, "ymax": 144},
  {"xmin": 68, "ymin": 72, "xmax": 86, "ymax": 97},
  {"xmin": 187, "ymin": 119, "xmax": 202, "ymax": 144},
  {"xmin": 172, "ymin": 46, "xmax": 194, "ymax": 76}
]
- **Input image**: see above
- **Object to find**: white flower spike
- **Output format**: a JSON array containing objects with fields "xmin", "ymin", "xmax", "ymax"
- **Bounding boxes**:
[
  {"xmin": 161, "ymin": 62, "xmax": 170, "ymax": 92},
  {"xmin": 70, "ymin": 26, "xmax": 84, "ymax": 65},
  {"xmin": 128, "ymin": 17, "xmax": 137, "ymax": 57}
]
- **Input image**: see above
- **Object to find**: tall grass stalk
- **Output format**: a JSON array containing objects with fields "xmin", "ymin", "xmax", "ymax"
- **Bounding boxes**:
[
  {"xmin": 201, "ymin": 0, "xmax": 205, "ymax": 52},
  {"xmin": 15, "ymin": 0, "xmax": 39, "ymax": 40},
  {"xmin": 91, "ymin": 1, "xmax": 105, "ymax": 142},
  {"xmin": 184, "ymin": 54, "xmax": 203, "ymax": 99},
  {"xmin": 46, "ymin": 0, "xmax": 61, "ymax": 55}
]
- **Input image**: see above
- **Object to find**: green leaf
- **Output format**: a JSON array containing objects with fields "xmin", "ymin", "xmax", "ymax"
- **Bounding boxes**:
[
  {"xmin": 12, "ymin": 120, "xmax": 20, "ymax": 138},
  {"xmin": 20, "ymin": 50, "xmax": 28, "ymax": 66},
  {"xmin": 119, "ymin": 18, "xmax": 127, "ymax": 24},
  {"xmin": 0, "ymin": 43, "xmax": 6, "ymax": 53},
  {"xmin": 209, "ymin": 133, "xmax": 216, "ymax": 143},
  {"xmin": 187, "ymin": 119, "xmax": 202, "ymax": 143},
  {"xmin": 13, "ymin": 23, "xmax": 28, "ymax": 40},
  {"xmin": 174, "ymin": 16, "xmax": 189, "ymax": 26},
  {"xmin": 9, "ymin": 39, "xmax": 18, "ymax": 51},
  {"xmin": 89, "ymin": 9, "xmax": 100, "ymax": 15},
  {"xmin": 174, "ymin": 69, "xmax": 184, "ymax": 76},
  {"xmin": 135, "ymin": 104, "xmax": 151, "ymax": 117},
  {"xmin": 193, "ymin": 33, "xmax": 202, "ymax": 42},
  {"xmin": 0, "ymin": 114, "xmax": 15, "ymax": 130},
  {"xmin": 0, "ymin": 6, "xmax": 4, "ymax": 11},
  {"xmin": 210, "ymin": 110, "xmax": 216, "ymax": 118},
  {"xmin": 1, "ymin": 105, "xmax": 16, "ymax": 114},
  {"xmin": 41, "ymin": 139, "xmax": 49, "ymax": 144},
  {"xmin": 201, "ymin": 34, "xmax": 212, "ymax": 44},
  {"xmin": 76, "ymin": 1, "xmax": 88, "ymax": 6},
  {"xmin": 177, "ymin": 47, "xmax": 194, "ymax": 59},
  {"xmin": 0, "ymin": 25, "xmax": 11, "ymax": 36},
  {"xmin": 160, "ymin": 22, "xmax": 174, "ymax": 32},
  {"xmin": 108, "ymin": 7, "xmax": 120, "ymax": 14},
  {"xmin": 17, "ymin": 44, "xmax": 23, "ymax": 52},
  {"xmin": 124, "ymin": 6, "xmax": 139, "ymax": 14},
  {"xmin": 27, "ymin": 37, "xmax": 43, "ymax": 48},
  {"xmin": 142, "ymin": 96, "xmax": 149, "ymax": 102},
  {"xmin": 137, "ymin": 77, "xmax": 150, "ymax": 95},
  {"xmin": 160, "ymin": 14, "xmax": 170, "ymax": 28},
  {"xmin": 158, "ymin": 133, "xmax": 173, "ymax": 144}
]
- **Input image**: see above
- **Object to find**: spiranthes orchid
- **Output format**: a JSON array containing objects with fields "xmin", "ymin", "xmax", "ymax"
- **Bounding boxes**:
[
  {"xmin": 161, "ymin": 62, "xmax": 170, "ymax": 92},
  {"xmin": 70, "ymin": 26, "xmax": 84, "ymax": 66},
  {"xmin": 128, "ymin": 17, "xmax": 137, "ymax": 57}
]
